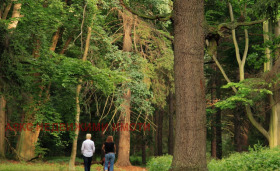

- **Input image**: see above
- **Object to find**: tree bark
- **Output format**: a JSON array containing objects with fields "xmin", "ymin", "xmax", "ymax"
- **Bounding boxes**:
[
  {"xmin": 168, "ymin": 93, "xmax": 174, "ymax": 155},
  {"xmin": 16, "ymin": 126, "xmax": 41, "ymax": 160},
  {"xmin": 115, "ymin": 10, "xmax": 133, "ymax": 167},
  {"xmin": 171, "ymin": 0, "xmax": 207, "ymax": 170},
  {"xmin": 0, "ymin": 96, "xmax": 6, "ymax": 158}
]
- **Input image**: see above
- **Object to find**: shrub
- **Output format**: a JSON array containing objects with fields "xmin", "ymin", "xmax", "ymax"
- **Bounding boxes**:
[
  {"xmin": 208, "ymin": 146, "xmax": 280, "ymax": 171},
  {"xmin": 130, "ymin": 155, "xmax": 142, "ymax": 166},
  {"xmin": 147, "ymin": 155, "xmax": 173, "ymax": 171}
]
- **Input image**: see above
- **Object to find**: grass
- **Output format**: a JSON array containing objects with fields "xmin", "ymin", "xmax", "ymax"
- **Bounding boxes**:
[
  {"xmin": 0, "ymin": 157, "xmax": 100, "ymax": 171},
  {"xmin": 0, "ymin": 158, "xmax": 128, "ymax": 171},
  {"xmin": 0, "ymin": 161, "xmax": 87, "ymax": 171}
]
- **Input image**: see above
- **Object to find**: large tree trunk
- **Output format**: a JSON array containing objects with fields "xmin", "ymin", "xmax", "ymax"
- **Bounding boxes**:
[
  {"xmin": 168, "ymin": 93, "xmax": 174, "ymax": 155},
  {"xmin": 69, "ymin": 26, "xmax": 92, "ymax": 170},
  {"xmin": 0, "ymin": 96, "xmax": 6, "ymax": 158},
  {"xmin": 115, "ymin": 10, "xmax": 133, "ymax": 167},
  {"xmin": 17, "ymin": 127, "xmax": 41, "ymax": 160},
  {"xmin": 171, "ymin": 0, "xmax": 207, "ymax": 170},
  {"xmin": 116, "ymin": 89, "xmax": 132, "ymax": 166}
]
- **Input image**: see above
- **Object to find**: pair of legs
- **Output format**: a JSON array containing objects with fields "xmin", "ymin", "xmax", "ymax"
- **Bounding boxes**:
[
  {"xmin": 104, "ymin": 153, "xmax": 115, "ymax": 171},
  {"xmin": 83, "ymin": 155, "xmax": 92, "ymax": 171}
]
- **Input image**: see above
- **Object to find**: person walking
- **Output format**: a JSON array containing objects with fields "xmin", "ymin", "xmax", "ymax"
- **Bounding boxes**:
[
  {"xmin": 102, "ymin": 136, "xmax": 116, "ymax": 171},
  {"xmin": 81, "ymin": 133, "xmax": 95, "ymax": 171}
]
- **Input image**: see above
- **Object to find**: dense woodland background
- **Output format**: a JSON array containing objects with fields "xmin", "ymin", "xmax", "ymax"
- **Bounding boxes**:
[{"xmin": 0, "ymin": 0, "xmax": 280, "ymax": 170}]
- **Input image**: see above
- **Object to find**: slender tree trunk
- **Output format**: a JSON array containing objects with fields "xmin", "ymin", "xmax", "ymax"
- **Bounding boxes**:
[
  {"xmin": 69, "ymin": 26, "xmax": 92, "ymax": 170},
  {"xmin": 0, "ymin": 96, "xmax": 6, "ymax": 158},
  {"xmin": 216, "ymin": 77, "xmax": 222, "ymax": 159},
  {"xmin": 141, "ymin": 133, "xmax": 146, "ymax": 165},
  {"xmin": 234, "ymin": 108, "xmax": 242, "ymax": 152},
  {"xmin": 115, "ymin": 10, "xmax": 133, "ymax": 167},
  {"xmin": 211, "ymin": 81, "xmax": 217, "ymax": 158},
  {"xmin": 60, "ymin": 36, "xmax": 72, "ymax": 54},
  {"xmin": 154, "ymin": 110, "xmax": 158, "ymax": 156},
  {"xmin": 168, "ymin": 93, "xmax": 174, "ymax": 155},
  {"xmin": 171, "ymin": 0, "xmax": 207, "ymax": 170},
  {"xmin": 263, "ymin": 19, "xmax": 280, "ymax": 148},
  {"xmin": 157, "ymin": 110, "xmax": 163, "ymax": 156},
  {"xmin": 207, "ymin": 38, "xmax": 223, "ymax": 158}
]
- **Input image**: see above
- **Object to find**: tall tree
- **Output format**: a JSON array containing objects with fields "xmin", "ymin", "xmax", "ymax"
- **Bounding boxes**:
[
  {"xmin": 171, "ymin": 0, "xmax": 207, "ymax": 170},
  {"xmin": 115, "ymin": 10, "xmax": 133, "ymax": 167},
  {"xmin": 69, "ymin": 26, "xmax": 92, "ymax": 170}
]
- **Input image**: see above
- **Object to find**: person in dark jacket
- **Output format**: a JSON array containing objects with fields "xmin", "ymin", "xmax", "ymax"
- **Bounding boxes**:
[{"xmin": 102, "ymin": 136, "xmax": 116, "ymax": 171}]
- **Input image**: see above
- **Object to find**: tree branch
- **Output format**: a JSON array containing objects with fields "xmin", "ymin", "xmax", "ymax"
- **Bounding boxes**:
[
  {"xmin": 229, "ymin": 3, "xmax": 242, "ymax": 66},
  {"xmin": 241, "ymin": 29, "xmax": 249, "ymax": 66},
  {"xmin": 8, "ymin": 3, "xmax": 22, "ymax": 29},
  {"xmin": 245, "ymin": 105, "xmax": 270, "ymax": 141},
  {"xmin": 119, "ymin": 0, "xmax": 172, "ymax": 21},
  {"xmin": 217, "ymin": 19, "xmax": 266, "ymax": 33},
  {"xmin": 2, "ymin": 3, "xmax": 12, "ymax": 20}
]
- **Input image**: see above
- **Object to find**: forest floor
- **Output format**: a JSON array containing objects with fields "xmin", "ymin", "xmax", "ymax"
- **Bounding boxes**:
[{"xmin": 0, "ymin": 160, "xmax": 147, "ymax": 171}]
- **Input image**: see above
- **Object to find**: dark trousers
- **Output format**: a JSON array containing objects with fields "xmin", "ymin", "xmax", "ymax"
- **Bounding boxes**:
[{"xmin": 83, "ymin": 155, "xmax": 92, "ymax": 171}]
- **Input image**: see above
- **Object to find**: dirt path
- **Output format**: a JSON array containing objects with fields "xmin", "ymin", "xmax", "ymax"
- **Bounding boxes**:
[{"xmin": 96, "ymin": 166, "xmax": 147, "ymax": 171}]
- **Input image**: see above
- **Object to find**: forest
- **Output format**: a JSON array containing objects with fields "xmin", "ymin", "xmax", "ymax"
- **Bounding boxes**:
[{"xmin": 0, "ymin": 0, "xmax": 280, "ymax": 171}]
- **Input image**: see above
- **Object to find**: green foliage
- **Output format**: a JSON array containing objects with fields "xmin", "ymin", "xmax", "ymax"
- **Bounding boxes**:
[
  {"xmin": 130, "ymin": 155, "xmax": 142, "ymax": 166},
  {"xmin": 247, "ymin": 35, "xmax": 280, "ymax": 70},
  {"xmin": 215, "ymin": 80, "xmax": 272, "ymax": 109},
  {"xmin": 208, "ymin": 147, "xmax": 280, "ymax": 171},
  {"xmin": 147, "ymin": 155, "xmax": 173, "ymax": 171}
]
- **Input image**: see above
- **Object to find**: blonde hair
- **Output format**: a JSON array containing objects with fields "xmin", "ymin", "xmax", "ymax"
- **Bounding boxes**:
[{"xmin": 86, "ymin": 133, "xmax": 91, "ymax": 139}]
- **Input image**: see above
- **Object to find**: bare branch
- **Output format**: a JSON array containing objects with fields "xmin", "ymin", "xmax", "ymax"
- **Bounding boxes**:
[
  {"xmin": 245, "ymin": 105, "xmax": 270, "ymax": 141},
  {"xmin": 2, "ymin": 3, "xmax": 12, "ymax": 20}
]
